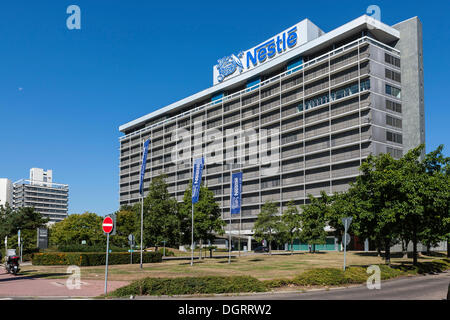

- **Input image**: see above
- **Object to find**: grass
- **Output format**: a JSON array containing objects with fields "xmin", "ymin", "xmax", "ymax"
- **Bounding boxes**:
[
  {"xmin": 21, "ymin": 251, "xmax": 449, "ymax": 284},
  {"xmin": 105, "ymin": 257, "xmax": 450, "ymax": 297}
]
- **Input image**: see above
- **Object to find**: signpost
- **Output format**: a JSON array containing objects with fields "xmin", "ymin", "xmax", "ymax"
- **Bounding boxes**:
[
  {"xmin": 103, "ymin": 215, "xmax": 115, "ymax": 295},
  {"xmin": 128, "ymin": 234, "xmax": 135, "ymax": 264},
  {"xmin": 18, "ymin": 230, "xmax": 22, "ymax": 263},
  {"xmin": 341, "ymin": 217, "xmax": 353, "ymax": 271}
]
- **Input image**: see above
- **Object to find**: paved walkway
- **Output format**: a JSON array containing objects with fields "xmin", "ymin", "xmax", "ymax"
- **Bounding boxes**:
[{"xmin": 0, "ymin": 267, "xmax": 129, "ymax": 298}]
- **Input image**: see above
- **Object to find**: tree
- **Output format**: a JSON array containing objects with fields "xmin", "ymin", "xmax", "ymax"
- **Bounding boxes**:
[
  {"xmin": 110, "ymin": 206, "xmax": 138, "ymax": 247},
  {"xmin": 253, "ymin": 201, "xmax": 279, "ymax": 255},
  {"xmin": 300, "ymin": 192, "xmax": 329, "ymax": 253},
  {"xmin": 328, "ymin": 191, "xmax": 358, "ymax": 250},
  {"xmin": 2, "ymin": 206, "xmax": 49, "ymax": 253},
  {"xmin": 49, "ymin": 212, "xmax": 103, "ymax": 246},
  {"xmin": 396, "ymin": 145, "xmax": 450, "ymax": 264},
  {"xmin": 279, "ymin": 201, "xmax": 301, "ymax": 254},
  {"xmin": 179, "ymin": 182, "xmax": 225, "ymax": 255},
  {"xmin": 349, "ymin": 153, "xmax": 402, "ymax": 265},
  {"xmin": 137, "ymin": 174, "xmax": 179, "ymax": 250}
]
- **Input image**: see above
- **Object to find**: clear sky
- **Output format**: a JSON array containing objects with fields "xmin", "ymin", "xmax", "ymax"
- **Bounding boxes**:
[{"xmin": 0, "ymin": 0, "xmax": 448, "ymax": 216}]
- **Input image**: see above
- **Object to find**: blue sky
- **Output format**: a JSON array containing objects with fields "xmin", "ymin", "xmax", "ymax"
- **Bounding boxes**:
[{"xmin": 0, "ymin": 0, "xmax": 448, "ymax": 216}]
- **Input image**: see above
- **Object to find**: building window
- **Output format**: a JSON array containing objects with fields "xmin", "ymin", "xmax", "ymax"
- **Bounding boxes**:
[
  {"xmin": 386, "ymin": 115, "xmax": 402, "ymax": 128},
  {"xmin": 385, "ymin": 53, "xmax": 401, "ymax": 68},
  {"xmin": 386, "ymin": 84, "xmax": 401, "ymax": 99},
  {"xmin": 385, "ymin": 68, "xmax": 401, "ymax": 82},
  {"xmin": 386, "ymin": 99, "xmax": 402, "ymax": 113},
  {"xmin": 386, "ymin": 131, "xmax": 403, "ymax": 144},
  {"xmin": 387, "ymin": 147, "xmax": 403, "ymax": 159}
]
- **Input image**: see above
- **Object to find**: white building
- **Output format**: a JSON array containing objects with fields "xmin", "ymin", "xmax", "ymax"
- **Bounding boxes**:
[
  {"xmin": 30, "ymin": 168, "xmax": 53, "ymax": 186},
  {"xmin": 0, "ymin": 178, "xmax": 13, "ymax": 207},
  {"xmin": 13, "ymin": 168, "xmax": 69, "ymax": 223}
]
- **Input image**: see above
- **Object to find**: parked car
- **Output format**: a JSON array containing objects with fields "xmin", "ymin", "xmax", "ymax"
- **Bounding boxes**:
[{"xmin": 253, "ymin": 246, "xmax": 269, "ymax": 253}]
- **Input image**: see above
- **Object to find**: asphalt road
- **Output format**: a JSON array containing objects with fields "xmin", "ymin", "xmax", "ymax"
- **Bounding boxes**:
[{"xmin": 135, "ymin": 271, "xmax": 450, "ymax": 300}]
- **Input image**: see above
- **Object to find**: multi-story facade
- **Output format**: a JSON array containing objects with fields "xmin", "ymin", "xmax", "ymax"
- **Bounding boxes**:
[
  {"xmin": 0, "ymin": 178, "xmax": 13, "ymax": 207},
  {"xmin": 13, "ymin": 168, "xmax": 69, "ymax": 223},
  {"xmin": 118, "ymin": 15, "xmax": 425, "ymax": 246}
]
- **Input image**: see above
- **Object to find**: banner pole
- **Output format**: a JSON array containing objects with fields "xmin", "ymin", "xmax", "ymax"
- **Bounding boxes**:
[
  {"xmin": 191, "ymin": 202, "xmax": 194, "ymax": 267},
  {"xmin": 140, "ymin": 195, "xmax": 143, "ymax": 269},
  {"xmin": 228, "ymin": 168, "xmax": 232, "ymax": 264}
]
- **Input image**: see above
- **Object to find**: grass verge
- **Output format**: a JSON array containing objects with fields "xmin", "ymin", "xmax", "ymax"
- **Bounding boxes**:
[{"xmin": 105, "ymin": 258, "xmax": 450, "ymax": 297}]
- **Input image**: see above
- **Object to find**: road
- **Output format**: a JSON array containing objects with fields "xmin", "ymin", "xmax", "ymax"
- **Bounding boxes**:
[
  {"xmin": 0, "ymin": 266, "xmax": 129, "ymax": 298},
  {"xmin": 136, "ymin": 271, "xmax": 450, "ymax": 300}
]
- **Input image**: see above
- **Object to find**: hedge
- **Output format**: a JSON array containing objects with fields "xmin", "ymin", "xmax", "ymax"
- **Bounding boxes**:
[
  {"xmin": 108, "ymin": 276, "xmax": 267, "ymax": 297},
  {"xmin": 57, "ymin": 244, "xmax": 128, "ymax": 252},
  {"xmin": 31, "ymin": 252, "xmax": 162, "ymax": 266},
  {"xmin": 264, "ymin": 259, "xmax": 450, "ymax": 288}
]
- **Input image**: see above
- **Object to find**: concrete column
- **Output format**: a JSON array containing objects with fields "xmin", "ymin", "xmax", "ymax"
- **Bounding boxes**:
[{"xmin": 247, "ymin": 236, "xmax": 252, "ymax": 251}]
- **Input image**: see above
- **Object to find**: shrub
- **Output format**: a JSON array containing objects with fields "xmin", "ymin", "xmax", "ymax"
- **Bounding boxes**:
[
  {"xmin": 108, "ymin": 276, "xmax": 267, "ymax": 297},
  {"xmin": 294, "ymin": 268, "xmax": 347, "ymax": 286},
  {"xmin": 157, "ymin": 248, "xmax": 175, "ymax": 257},
  {"xmin": 57, "ymin": 244, "xmax": 128, "ymax": 252},
  {"xmin": 32, "ymin": 252, "xmax": 162, "ymax": 266}
]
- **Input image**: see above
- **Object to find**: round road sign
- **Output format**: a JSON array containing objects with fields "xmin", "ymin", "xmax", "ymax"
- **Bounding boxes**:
[{"xmin": 102, "ymin": 216, "xmax": 114, "ymax": 234}]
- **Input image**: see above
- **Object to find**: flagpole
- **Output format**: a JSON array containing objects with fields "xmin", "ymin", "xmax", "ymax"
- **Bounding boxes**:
[
  {"xmin": 139, "ymin": 138, "xmax": 150, "ymax": 270},
  {"xmin": 191, "ymin": 157, "xmax": 194, "ymax": 267},
  {"xmin": 191, "ymin": 201, "xmax": 194, "ymax": 267},
  {"xmin": 140, "ymin": 195, "xmax": 143, "ymax": 269},
  {"xmin": 228, "ymin": 167, "xmax": 232, "ymax": 264}
]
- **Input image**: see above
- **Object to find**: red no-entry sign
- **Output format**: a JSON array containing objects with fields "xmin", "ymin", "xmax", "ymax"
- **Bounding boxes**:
[{"xmin": 102, "ymin": 216, "xmax": 114, "ymax": 234}]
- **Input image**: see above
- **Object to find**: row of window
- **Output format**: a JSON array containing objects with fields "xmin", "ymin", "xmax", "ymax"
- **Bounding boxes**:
[
  {"xmin": 386, "ymin": 99, "xmax": 402, "ymax": 113},
  {"xmin": 386, "ymin": 115, "xmax": 402, "ymax": 128},
  {"xmin": 386, "ymin": 147, "xmax": 403, "ymax": 159},
  {"xmin": 386, "ymin": 84, "xmax": 401, "ymax": 99},
  {"xmin": 385, "ymin": 68, "xmax": 401, "ymax": 82},
  {"xmin": 386, "ymin": 131, "xmax": 402, "ymax": 144},
  {"xmin": 298, "ymin": 79, "xmax": 370, "ymax": 112},
  {"xmin": 385, "ymin": 53, "xmax": 401, "ymax": 68}
]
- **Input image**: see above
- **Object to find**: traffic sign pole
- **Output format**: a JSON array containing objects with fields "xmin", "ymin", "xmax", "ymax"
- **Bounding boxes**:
[
  {"xmin": 102, "ymin": 215, "xmax": 114, "ymax": 295},
  {"xmin": 104, "ymin": 232, "xmax": 110, "ymax": 295}
]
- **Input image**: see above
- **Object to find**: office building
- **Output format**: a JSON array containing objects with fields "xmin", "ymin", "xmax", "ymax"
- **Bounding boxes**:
[{"xmin": 118, "ymin": 15, "xmax": 425, "ymax": 248}]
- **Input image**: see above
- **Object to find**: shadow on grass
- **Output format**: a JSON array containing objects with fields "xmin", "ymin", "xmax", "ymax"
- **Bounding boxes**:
[
  {"xmin": 249, "ymin": 258, "xmax": 264, "ymax": 262},
  {"xmin": 217, "ymin": 259, "xmax": 238, "ymax": 264}
]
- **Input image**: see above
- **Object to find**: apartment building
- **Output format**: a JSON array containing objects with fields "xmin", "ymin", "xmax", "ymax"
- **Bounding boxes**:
[{"xmin": 13, "ymin": 168, "xmax": 69, "ymax": 223}]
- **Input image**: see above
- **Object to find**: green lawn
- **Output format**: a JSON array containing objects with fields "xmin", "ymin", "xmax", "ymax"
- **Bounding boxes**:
[{"xmin": 21, "ymin": 251, "xmax": 448, "ymax": 282}]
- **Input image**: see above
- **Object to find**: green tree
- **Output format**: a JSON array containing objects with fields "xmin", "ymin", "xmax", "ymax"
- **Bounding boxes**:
[
  {"xmin": 279, "ymin": 201, "xmax": 301, "ymax": 254},
  {"xmin": 300, "ymin": 192, "xmax": 329, "ymax": 253},
  {"xmin": 350, "ymin": 153, "xmax": 402, "ymax": 264},
  {"xmin": 179, "ymin": 182, "xmax": 225, "ymax": 255},
  {"xmin": 110, "ymin": 206, "xmax": 138, "ymax": 247},
  {"xmin": 327, "ymin": 191, "xmax": 358, "ymax": 250},
  {"xmin": 253, "ymin": 201, "xmax": 279, "ymax": 255},
  {"xmin": 137, "ymin": 174, "xmax": 179, "ymax": 250},
  {"xmin": 2, "ymin": 206, "xmax": 49, "ymax": 253},
  {"xmin": 395, "ymin": 145, "xmax": 450, "ymax": 264},
  {"xmin": 49, "ymin": 212, "xmax": 103, "ymax": 246}
]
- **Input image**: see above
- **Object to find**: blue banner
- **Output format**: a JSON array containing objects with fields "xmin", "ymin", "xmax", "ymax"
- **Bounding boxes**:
[
  {"xmin": 230, "ymin": 172, "xmax": 243, "ymax": 215},
  {"xmin": 191, "ymin": 157, "xmax": 204, "ymax": 204},
  {"xmin": 139, "ymin": 139, "xmax": 151, "ymax": 196}
]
